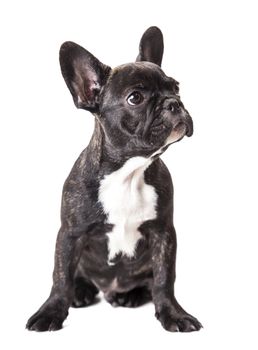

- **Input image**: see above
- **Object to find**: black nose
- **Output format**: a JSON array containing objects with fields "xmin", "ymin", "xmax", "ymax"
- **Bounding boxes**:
[{"xmin": 166, "ymin": 98, "xmax": 181, "ymax": 112}]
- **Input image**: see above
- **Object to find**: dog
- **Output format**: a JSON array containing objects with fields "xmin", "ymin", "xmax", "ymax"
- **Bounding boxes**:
[{"xmin": 26, "ymin": 26, "xmax": 202, "ymax": 332}]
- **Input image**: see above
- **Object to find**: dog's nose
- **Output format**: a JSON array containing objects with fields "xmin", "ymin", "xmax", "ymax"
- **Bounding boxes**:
[
  {"xmin": 165, "ymin": 98, "xmax": 181, "ymax": 112},
  {"xmin": 170, "ymin": 100, "xmax": 181, "ymax": 112}
]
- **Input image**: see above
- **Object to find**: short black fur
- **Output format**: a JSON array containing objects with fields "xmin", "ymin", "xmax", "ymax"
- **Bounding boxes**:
[{"xmin": 26, "ymin": 26, "xmax": 201, "ymax": 333}]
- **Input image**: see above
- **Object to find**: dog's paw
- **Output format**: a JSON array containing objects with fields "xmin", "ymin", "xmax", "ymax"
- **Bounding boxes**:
[
  {"xmin": 26, "ymin": 299, "xmax": 68, "ymax": 332},
  {"xmin": 72, "ymin": 278, "xmax": 99, "ymax": 308},
  {"xmin": 156, "ymin": 307, "xmax": 203, "ymax": 332},
  {"xmin": 107, "ymin": 286, "xmax": 152, "ymax": 308}
]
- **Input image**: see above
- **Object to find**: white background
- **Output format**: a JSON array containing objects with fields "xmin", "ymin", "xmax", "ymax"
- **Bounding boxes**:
[{"xmin": 0, "ymin": 0, "xmax": 257, "ymax": 349}]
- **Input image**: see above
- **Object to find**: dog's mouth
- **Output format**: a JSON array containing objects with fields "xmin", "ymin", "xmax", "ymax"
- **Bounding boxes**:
[
  {"xmin": 150, "ymin": 98, "xmax": 193, "ymax": 139},
  {"xmin": 165, "ymin": 122, "xmax": 187, "ymax": 145},
  {"xmin": 150, "ymin": 122, "xmax": 189, "ymax": 159}
]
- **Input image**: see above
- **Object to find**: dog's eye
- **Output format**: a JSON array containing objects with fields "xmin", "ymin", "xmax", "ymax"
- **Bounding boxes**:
[{"xmin": 127, "ymin": 91, "xmax": 144, "ymax": 106}]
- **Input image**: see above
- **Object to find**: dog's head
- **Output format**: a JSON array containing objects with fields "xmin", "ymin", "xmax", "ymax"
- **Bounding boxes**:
[{"xmin": 60, "ymin": 27, "xmax": 193, "ymax": 158}]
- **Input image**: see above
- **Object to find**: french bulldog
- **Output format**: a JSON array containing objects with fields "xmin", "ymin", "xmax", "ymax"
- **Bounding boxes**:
[{"xmin": 26, "ymin": 26, "xmax": 202, "ymax": 332}]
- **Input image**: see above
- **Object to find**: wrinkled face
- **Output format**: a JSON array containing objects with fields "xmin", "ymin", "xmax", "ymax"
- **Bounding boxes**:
[
  {"xmin": 59, "ymin": 26, "xmax": 193, "ymax": 159},
  {"xmin": 99, "ymin": 62, "xmax": 193, "ymax": 157}
]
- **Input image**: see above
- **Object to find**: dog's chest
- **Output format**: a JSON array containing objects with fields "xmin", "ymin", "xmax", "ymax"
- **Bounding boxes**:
[{"xmin": 98, "ymin": 157, "xmax": 157, "ymax": 262}]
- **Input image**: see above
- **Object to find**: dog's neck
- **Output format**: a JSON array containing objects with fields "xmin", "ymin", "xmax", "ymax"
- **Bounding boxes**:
[{"xmin": 85, "ymin": 118, "xmax": 155, "ymax": 178}]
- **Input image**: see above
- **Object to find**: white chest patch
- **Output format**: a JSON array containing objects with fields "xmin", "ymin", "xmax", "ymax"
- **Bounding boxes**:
[{"xmin": 98, "ymin": 156, "xmax": 157, "ymax": 262}]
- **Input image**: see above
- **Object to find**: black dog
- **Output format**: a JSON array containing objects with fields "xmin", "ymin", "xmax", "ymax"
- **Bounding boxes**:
[{"xmin": 26, "ymin": 26, "xmax": 202, "ymax": 332}]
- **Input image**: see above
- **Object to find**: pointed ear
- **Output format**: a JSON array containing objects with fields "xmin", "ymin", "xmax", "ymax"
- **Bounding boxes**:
[
  {"xmin": 59, "ymin": 42, "xmax": 111, "ymax": 112},
  {"xmin": 136, "ymin": 26, "xmax": 164, "ymax": 66}
]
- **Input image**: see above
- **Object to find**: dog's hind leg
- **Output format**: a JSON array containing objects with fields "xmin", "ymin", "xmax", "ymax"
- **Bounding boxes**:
[
  {"xmin": 106, "ymin": 286, "xmax": 152, "ymax": 308},
  {"xmin": 72, "ymin": 277, "xmax": 99, "ymax": 308}
]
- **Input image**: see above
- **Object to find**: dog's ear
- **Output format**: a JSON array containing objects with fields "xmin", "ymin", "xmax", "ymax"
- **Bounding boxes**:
[
  {"xmin": 136, "ymin": 26, "xmax": 164, "ymax": 66},
  {"xmin": 59, "ymin": 42, "xmax": 111, "ymax": 112}
]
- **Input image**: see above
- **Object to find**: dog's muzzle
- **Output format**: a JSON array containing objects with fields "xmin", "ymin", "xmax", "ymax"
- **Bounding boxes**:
[{"xmin": 164, "ymin": 97, "xmax": 193, "ymax": 137}]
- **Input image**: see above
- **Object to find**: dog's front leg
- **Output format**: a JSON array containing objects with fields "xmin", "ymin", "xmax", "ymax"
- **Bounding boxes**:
[
  {"xmin": 26, "ymin": 227, "xmax": 84, "ymax": 331},
  {"xmin": 151, "ymin": 225, "xmax": 202, "ymax": 332}
]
